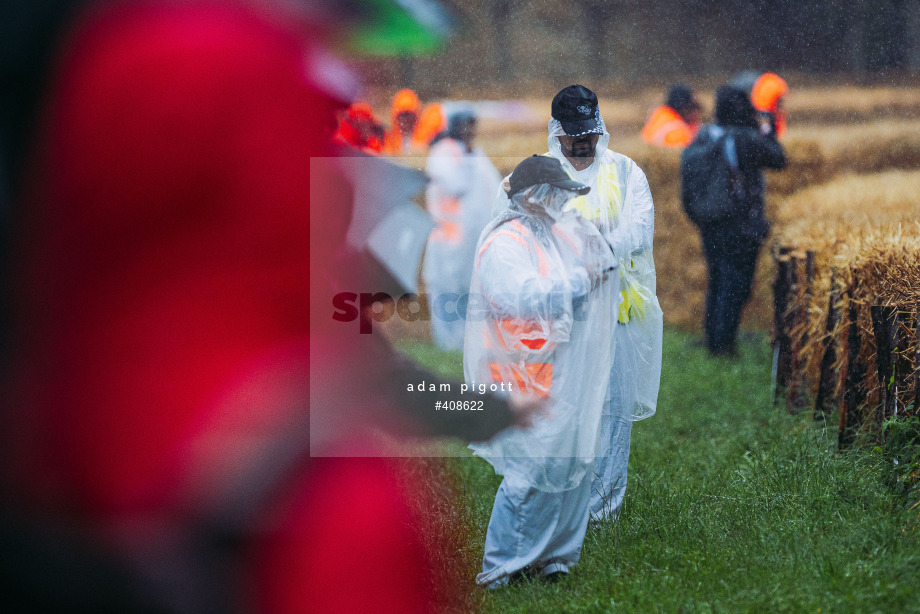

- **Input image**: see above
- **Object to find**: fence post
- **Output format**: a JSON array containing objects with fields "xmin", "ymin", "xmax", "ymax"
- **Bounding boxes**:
[
  {"xmin": 840, "ymin": 288, "xmax": 866, "ymax": 449},
  {"xmin": 790, "ymin": 250, "xmax": 817, "ymax": 412},
  {"xmin": 814, "ymin": 271, "xmax": 842, "ymax": 418},
  {"xmin": 870, "ymin": 305, "xmax": 899, "ymax": 432},
  {"xmin": 915, "ymin": 310, "xmax": 920, "ymax": 415},
  {"xmin": 895, "ymin": 308, "xmax": 912, "ymax": 417},
  {"xmin": 772, "ymin": 247, "xmax": 794, "ymax": 405}
]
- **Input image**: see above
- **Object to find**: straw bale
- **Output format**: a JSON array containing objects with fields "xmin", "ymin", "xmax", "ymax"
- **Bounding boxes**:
[
  {"xmin": 788, "ymin": 86, "xmax": 920, "ymax": 124},
  {"xmin": 790, "ymin": 120, "xmax": 920, "ymax": 173},
  {"xmin": 772, "ymin": 167, "xmax": 920, "ymax": 421},
  {"xmin": 843, "ymin": 231, "xmax": 920, "ymax": 422}
]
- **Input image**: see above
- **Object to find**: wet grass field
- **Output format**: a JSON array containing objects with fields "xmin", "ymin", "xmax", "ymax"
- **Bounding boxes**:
[{"xmin": 399, "ymin": 328, "xmax": 920, "ymax": 612}]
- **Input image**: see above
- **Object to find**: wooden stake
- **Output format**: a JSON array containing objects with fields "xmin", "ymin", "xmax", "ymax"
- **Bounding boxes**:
[
  {"xmin": 791, "ymin": 251, "xmax": 817, "ymax": 412},
  {"xmin": 915, "ymin": 310, "xmax": 920, "ymax": 416},
  {"xmin": 894, "ymin": 308, "xmax": 913, "ymax": 419},
  {"xmin": 815, "ymin": 271, "xmax": 842, "ymax": 418},
  {"xmin": 773, "ymin": 247, "xmax": 794, "ymax": 406},
  {"xmin": 840, "ymin": 289, "xmax": 865, "ymax": 449},
  {"xmin": 871, "ymin": 305, "xmax": 899, "ymax": 429}
]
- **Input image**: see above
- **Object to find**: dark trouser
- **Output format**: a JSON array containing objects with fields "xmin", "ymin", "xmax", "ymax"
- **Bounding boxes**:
[{"xmin": 700, "ymin": 232, "xmax": 762, "ymax": 355}]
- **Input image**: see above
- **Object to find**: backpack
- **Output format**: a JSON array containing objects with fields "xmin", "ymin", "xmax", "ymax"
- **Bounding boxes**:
[{"xmin": 680, "ymin": 128, "xmax": 747, "ymax": 227}]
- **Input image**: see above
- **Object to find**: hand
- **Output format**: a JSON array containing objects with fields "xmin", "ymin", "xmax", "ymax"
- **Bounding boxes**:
[{"xmin": 506, "ymin": 393, "xmax": 550, "ymax": 428}]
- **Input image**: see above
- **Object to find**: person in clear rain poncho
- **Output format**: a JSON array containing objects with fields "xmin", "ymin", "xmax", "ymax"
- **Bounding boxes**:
[
  {"xmin": 423, "ymin": 106, "xmax": 501, "ymax": 350},
  {"xmin": 466, "ymin": 155, "xmax": 619, "ymax": 586},
  {"xmin": 493, "ymin": 85, "xmax": 664, "ymax": 524}
]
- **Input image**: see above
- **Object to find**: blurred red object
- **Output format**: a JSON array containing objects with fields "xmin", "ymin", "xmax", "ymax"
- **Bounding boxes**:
[
  {"xmin": 2, "ymin": 2, "xmax": 434, "ymax": 612},
  {"xmin": 11, "ymin": 0, "xmax": 326, "ymax": 517}
]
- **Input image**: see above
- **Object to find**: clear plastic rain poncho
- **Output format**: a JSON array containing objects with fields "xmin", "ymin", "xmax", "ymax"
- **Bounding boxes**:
[
  {"xmin": 504, "ymin": 115, "xmax": 662, "ymax": 421},
  {"xmin": 465, "ymin": 184, "xmax": 619, "ymax": 492},
  {"xmin": 423, "ymin": 126, "xmax": 501, "ymax": 350}
]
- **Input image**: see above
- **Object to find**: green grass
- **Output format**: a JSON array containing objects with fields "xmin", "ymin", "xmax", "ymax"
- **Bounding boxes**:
[{"xmin": 397, "ymin": 329, "xmax": 920, "ymax": 613}]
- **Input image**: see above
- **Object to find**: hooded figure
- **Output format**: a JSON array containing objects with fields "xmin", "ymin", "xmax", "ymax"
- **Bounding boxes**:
[
  {"xmin": 466, "ymin": 155, "xmax": 618, "ymax": 586},
  {"xmin": 731, "ymin": 71, "xmax": 788, "ymax": 138},
  {"xmin": 494, "ymin": 85, "xmax": 663, "ymax": 523},
  {"xmin": 423, "ymin": 106, "xmax": 500, "ymax": 350}
]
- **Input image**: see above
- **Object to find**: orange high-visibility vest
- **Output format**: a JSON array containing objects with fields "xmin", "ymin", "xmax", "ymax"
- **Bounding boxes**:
[
  {"xmin": 428, "ymin": 195, "xmax": 462, "ymax": 244},
  {"xmin": 477, "ymin": 218, "xmax": 559, "ymax": 398},
  {"xmin": 414, "ymin": 103, "xmax": 446, "ymax": 147},
  {"xmin": 384, "ymin": 89, "xmax": 420, "ymax": 154},
  {"xmin": 640, "ymin": 105, "xmax": 696, "ymax": 148}
]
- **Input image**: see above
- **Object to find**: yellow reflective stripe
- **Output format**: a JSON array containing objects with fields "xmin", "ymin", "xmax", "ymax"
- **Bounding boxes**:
[
  {"xmin": 618, "ymin": 284, "xmax": 636, "ymax": 324},
  {"xmin": 600, "ymin": 163, "xmax": 623, "ymax": 218},
  {"xmin": 559, "ymin": 163, "xmax": 621, "ymax": 222},
  {"xmin": 567, "ymin": 193, "xmax": 592, "ymax": 218},
  {"xmin": 618, "ymin": 258, "xmax": 648, "ymax": 324}
]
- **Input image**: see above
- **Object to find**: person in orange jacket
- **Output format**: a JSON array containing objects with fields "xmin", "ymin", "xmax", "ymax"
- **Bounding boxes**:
[
  {"xmin": 383, "ymin": 88, "xmax": 445, "ymax": 154},
  {"xmin": 732, "ymin": 71, "xmax": 789, "ymax": 138},
  {"xmin": 640, "ymin": 84, "xmax": 702, "ymax": 148},
  {"xmin": 334, "ymin": 101, "xmax": 384, "ymax": 154}
]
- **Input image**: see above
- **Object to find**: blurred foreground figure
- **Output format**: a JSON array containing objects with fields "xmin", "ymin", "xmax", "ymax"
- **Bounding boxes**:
[
  {"xmin": 423, "ymin": 107, "xmax": 500, "ymax": 350},
  {"xmin": 640, "ymin": 83, "xmax": 702, "ymax": 148},
  {"xmin": 383, "ymin": 88, "xmax": 444, "ymax": 154},
  {"xmin": 537, "ymin": 85, "xmax": 662, "ymax": 523},
  {"xmin": 680, "ymin": 86, "xmax": 786, "ymax": 357},
  {"xmin": 732, "ymin": 71, "xmax": 789, "ymax": 138},
  {"xmin": 466, "ymin": 156, "xmax": 617, "ymax": 586},
  {"xmin": 0, "ymin": 2, "xmax": 520, "ymax": 611}
]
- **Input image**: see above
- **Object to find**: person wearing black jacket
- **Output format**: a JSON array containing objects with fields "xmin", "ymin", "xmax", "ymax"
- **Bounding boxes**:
[{"xmin": 691, "ymin": 86, "xmax": 786, "ymax": 356}]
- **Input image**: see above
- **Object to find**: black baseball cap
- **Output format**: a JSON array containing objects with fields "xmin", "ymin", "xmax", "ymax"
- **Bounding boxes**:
[
  {"xmin": 508, "ymin": 155, "xmax": 591, "ymax": 197},
  {"xmin": 551, "ymin": 84, "xmax": 603, "ymax": 136}
]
